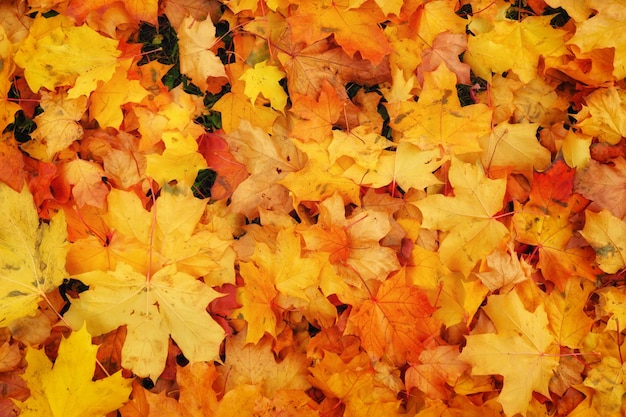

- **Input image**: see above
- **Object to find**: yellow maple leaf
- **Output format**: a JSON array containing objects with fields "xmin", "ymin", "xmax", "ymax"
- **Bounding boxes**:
[
  {"xmin": 177, "ymin": 15, "xmax": 226, "ymax": 92},
  {"xmin": 0, "ymin": 182, "xmax": 68, "ymax": 325},
  {"xmin": 328, "ymin": 126, "xmax": 393, "ymax": 173},
  {"xmin": 219, "ymin": 332, "xmax": 311, "ymax": 397},
  {"xmin": 569, "ymin": 2, "xmax": 626, "ymax": 79},
  {"xmin": 0, "ymin": 25, "xmax": 20, "ymax": 132},
  {"xmin": 279, "ymin": 136, "xmax": 362, "ymax": 209},
  {"xmin": 213, "ymin": 61, "xmax": 279, "ymax": 133},
  {"xmin": 16, "ymin": 326, "xmax": 131, "ymax": 417},
  {"xmin": 356, "ymin": 142, "xmax": 447, "ymax": 191},
  {"xmin": 13, "ymin": 14, "xmax": 120, "ymax": 97},
  {"xmin": 26, "ymin": 91, "xmax": 88, "ymax": 160},
  {"xmin": 415, "ymin": 0, "xmax": 468, "ymax": 46},
  {"xmin": 415, "ymin": 157, "xmax": 509, "ymax": 276},
  {"xmin": 392, "ymin": 65, "xmax": 492, "ymax": 156},
  {"xmin": 466, "ymin": 16, "xmax": 569, "ymax": 83},
  {"xmin": 239, "ymin": 60, "xmax": 288, "ymax": 113},
  {"xmin": 545, "ymin": 277, "xmax": 595, "ymax": 349},
  {"xmin": 580, "ymin": 209, "xmax": 626, "ymax": 274},
  {"xmin": 458, "ymin": 290, "xmax": 560, "ymax": 417},
  {"xmin": 64, "ymin": 263, "xmax": 225, "ymax": 380},
  {"xmin": 308, "ymin": 351, "xmax": 402, "ymax": 417},
  {"xmin": 575, "ymin": 86, "xmax": 626, "ymax": 145},
  {"xmin": 145, "ymin": 131, "xmax": 208, "ymax": 186},
  {"xmin": 89, "ymin": 58, "xmax": 149, "ymax": 129},
  {"xmin": 476, "ymin": 247, "xmax": 531, "ymax": 293},
  {"xmin": 583, "ymin": 356, "xmax": 626, "ymax": 416},
  {"xmin": 349, "ymin": 0, "xmax": 403, "ymax": 16},
  {"xmin": 234, "ymin": 227, "xmax": 320, "ymax": 344},
  {"xmin": 480, "ymin": 122, "xmax": 551, "ymax": 179}
]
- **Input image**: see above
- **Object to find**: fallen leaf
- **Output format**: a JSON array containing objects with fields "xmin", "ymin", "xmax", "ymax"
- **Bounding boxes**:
[
  {"xmin": 64, "ymin": 263, "xmax": 226, "ymax": 380},
  {"xmin": 458, "ymin": 290, "xmax": 560, "ymax": 417},
  {"xmin": 287, "ymin": 0, "xmax": 392, "ymax": 65},
  {"xmin": 13, "ymin": 14, "xmax": 120, "ymax": 97},
  {"xmin": 415, "ymin": 157, "xmax": 509, "ymax": 275},
  {"xmin": 15, "ymin": 326, "xmax": 131, "ymax": 417},
  {"xmin": 0, "ymin": 182, "xmax": 68, "ymax": 326},
  {"xmin": 177, "ymin": 15, "xmax": 226, "ymax": 92},
  {"xmin": 580, "ymin": 209, "xmax": 626, "ymax": 274},
  {"xmin": 345, "ymin": 272, "xmax": 435, "ymax": 365}
]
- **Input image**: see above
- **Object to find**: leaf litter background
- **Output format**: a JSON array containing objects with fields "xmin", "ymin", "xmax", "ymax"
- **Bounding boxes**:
[{"xmin": 1, "ymin": 0, "xmax": 626, "ymax": 416}]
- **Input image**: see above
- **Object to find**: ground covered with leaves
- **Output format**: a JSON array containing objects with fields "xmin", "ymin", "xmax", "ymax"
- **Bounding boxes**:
[{"xmin": 1, "ymin": 0, "xmax": 626, "ymax": 416}]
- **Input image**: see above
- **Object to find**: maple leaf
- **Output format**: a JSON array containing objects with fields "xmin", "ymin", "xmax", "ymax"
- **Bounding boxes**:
[
  {"xmin": 391, "ymin": 65, "xmax": 492, "ymax": 156},
  {"xmin": 480, "ymin": 122, "xmax": 551, "ymax": 179},
  {"xmin": 15, "ymin": 326, "xmax": 131, "ymax": 417},
  {"xmin": 212, "ymin": 61, "xmax": 280, "ymax": 133},
  {"xmin": 512, "ymin": 160, "xmax": 600, "ymax": 289},
  {"xmin": 26, "ymin": 91, "xmax": 88, "ymax": 160},
  {"xmin": 145, "ymin": 131, "xmax": 208, "ymax": 187},
  {"xmin": 458, "ymin": 290, "xmax": 560, "ymax": 417},
  {"xmin": 61, "ymin": 0, "xmax": 158, "ymax": 25},
  {"xmin": 278, "ymin": 137, "xmax": 362, "ymax": 208},
  {"xmin": 58, "ymin": 158, "xmax": 109, "ymax": 208},
  {"xmin": 466, "ymin": 16, "xmax": 569, "ymax": 83},
  {"xmin": 414, "ymin": 0, "xmax": 468, "ymax": 46},
  {"xmin": 349, "ymin": 0, "xmax": 402, "ymax": 16},
  {"xmin": 289, "ymin": 79, "xmax": 343, "ymax": 143},
  {"xmin": 0, "ymin": 182, "xmax": 68, "ymax": 326},
  {"xmin": 405, "ymin": 344, "xmax": 469, "ymax": 400},
  {"xmin": 226, "ymin": 120, "xmax": 304, "ymax": 218},
  {"xmin": 415, "ymin": 157, "xmax": 509, "ymax": 276},
  {"xmin": 13, "ymin": 14, "xmax": 121, "ymax": 97},
  {"xmin": 64, "ymin": 263, "xmax": 226, "ymax": 380},
  {"xmin": 476, "ymin": 247, "xmax": 531, "ymax": 293},
  {"xmin": 234, "ymin": 227, "xmax": 320, "ymax": 344},
  {"xmin": 583, "ymin": 356, "xmax": 626, "ymax": 416},
  {"xmin": 239, "ymin": 60, "xmax": 288, "ymax": 113},
  {"xmin": 417, "ymin": 31, "xmax": 471, "ymax": 85},
  {"xmin": 81, "ymin": 130, "xmax": 147, "ymax": 189},
  {"xmin": 219, "ymin": 332, "xmax": 311, "ymax": 397},
  {"xmin": 89, "ymin": 58, "xmax": 149, "ymax": 129},
  {"xmin": 575, "ymin": 157, "xmax": 626, "ymax": 220},
  {"xmin": 300, "ymin": 193, "xmax": 400, "ymax": 285},
  {"xmin": 345, "ymin": 272, "xmax": 436, "ymax": 365},
  {"xmin": 197, "ymin": 132, "xmax": 248, "ymax": 200},
  {"xmin": 177, "ymin": 15, "xmax": 226, "ymax": 92},
  {"xmin": 308, "ymin": 351, "xmax": 402, "ymax": 417},
  {"xmin": 327, "ymin": 126, "xmax": 393, "ymax": 176},
  {"xmin": 0, "ymin": 26, "xmax": 20, "ymax": 133},
  {"xmin": 0, "ymin": 137, "xmax": 25, "ymax": 192},
  {"xmin": 568, "ymin": 2, "xmax": 626, "ymax": 79},
  {"xmin": 545, "ymin": 0, "xmax": 592, "ymax": 22},
  {"xmin": 545, "ymin": 277, "xmax": 595, "ymax": 349},
  {"xmin": 287, "ymin": 0, "xmax": 392, "ymax": 65},
  {"xmin": 580, "ymin": 209, "xmax": 626, "ymax": 274},
  {"xmin": 576, "ymin": 86, "xmax": 626, "ymax": 145}
]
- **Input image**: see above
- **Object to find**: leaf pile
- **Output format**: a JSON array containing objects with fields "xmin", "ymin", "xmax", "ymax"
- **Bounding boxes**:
[{"xmin": 2, "ymin": 0, "xmax": 626, "ymax": 416}]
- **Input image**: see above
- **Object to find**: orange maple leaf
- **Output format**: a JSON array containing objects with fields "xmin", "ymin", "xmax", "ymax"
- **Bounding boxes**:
[
  {"xmin": 345, "ymin": 272, "xmax": 435, "ymax": 365},
  {"xmin": 287, "ymin": 0, "xmax": 392, "ymax": 65}
]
